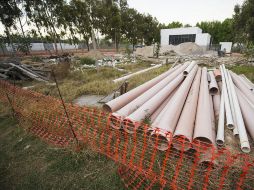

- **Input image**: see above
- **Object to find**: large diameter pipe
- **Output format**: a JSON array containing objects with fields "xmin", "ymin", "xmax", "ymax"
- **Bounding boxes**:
[
  {"xmin": 240, "ymin": 74, "xmax": 254, "ymax": 90},
  {"xmin": 183, "ymin": 61, "xmax": 196, "ymax": 76},
  {"xmin": 226, "ymin": 68, "xmax": 251, "ymax": 153},
  {"xmin": 103, "ymin": 64, "xmax": 181, "ymax": 112},
  {"xmin": 150, "ymin": 65, "xmax": 198, "ymax": 151},
  {"xmin": 193, "ymin": 67, "xmax": 216, "ymax": 146},
  {"xmin": 238, "ymin": 76, "xmax": 254, "ymax": 91},
  {"xmin": 150, "ymin": 86, "xmax": 180, "ymax": 122},
  {"xmin": 209, "ymin": 71, "xmax": 219, "ymax": 95},
  {"xmin": 123, "ymin": 73, "xmax": 184, "ymax": 133},
  {"xmin": 230, "ymin": 71, "xmax": 254, "ymax": 105},
  {"xmin": 216, "ymin": 87, "xmax": 225, "ymax": 146},
  {"xmin": 214, "ymin": 69, "xmax": 222, "ymax": 82},
  {"xmin": 235, "ymin": 87, "xmax": 254, "ymax": 140},
  {"xmin": 112, "ymin": 63, "xmax": 189, "ymax": 117},
  {"xmin": 172, "ymin": 68, "xmax": 201, "ymax": 151},
  {"xmin": 220, "ymin": 65, "xmax": 234, "ymax": 129},
  {"xmin": 113, "ymin": 64, "xmax": 162, "ymax": 83}
]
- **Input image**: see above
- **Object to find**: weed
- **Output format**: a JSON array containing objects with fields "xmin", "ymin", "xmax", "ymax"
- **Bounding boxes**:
[{"xmin": 80, "ymin": 57, "xmax": 96, "ymax": 65}]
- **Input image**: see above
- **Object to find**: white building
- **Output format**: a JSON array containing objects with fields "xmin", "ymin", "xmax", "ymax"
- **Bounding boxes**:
[{"xmin": 161, "ymin": 27, "xmax": 211, "ymax": 50}]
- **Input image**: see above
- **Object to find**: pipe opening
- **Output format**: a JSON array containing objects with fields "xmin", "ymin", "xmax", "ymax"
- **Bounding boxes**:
[
  {"xmin": 122, "ymin": 119, "xmax": 136, "ymax": 134},
  {"xmin": 215, "ymin": 76, "xmax": 222, "ymax": 82},
  {"xmin": 227, "ymin": 124, "xmax": 234, "ymax": 130},
  {"xmin": 193, "ymin": 137, "xmax": 212, "ymax": 150},
  {"xmin": 151, "ymin": 134, "xmax": 171, "ymax": 151},
  {"xmin": 241, "ymin": 147, "xmax": 251, "ymax": 153},
  {"xmin": 216, "ymin": 139, "xmax": 224, "ymax": 146},
  {"xmin": 172, "ymin": 135, "xmax": 191, "ymax": 151},
  {"xmin": 103, "ymin": 104, "xmax": 112, "ymax": 113},
  {"xmin": 110, "ymin": 115, "xmax": 122, "ymax": 129},
  {"xmin": 183, "ymin": 71, "xmax": 189, "ymax": 76},
  {"xmin": 209, "ymin": 87, "xmax": 218, "ymax": 95}
]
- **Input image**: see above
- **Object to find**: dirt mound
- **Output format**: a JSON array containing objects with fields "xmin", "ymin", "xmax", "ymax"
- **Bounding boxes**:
[
  {"xmin": 161, "ymin": 42, "xmax": 204, "ymax": 56},
  {"xmin": 135, "ymin": 46, "xmax": 154, "ymax": 58}
]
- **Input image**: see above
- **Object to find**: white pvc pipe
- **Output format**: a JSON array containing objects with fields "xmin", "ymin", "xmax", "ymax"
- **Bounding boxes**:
[
  {"xmin": 222, "ymin": 65, "xmax": 238, "ymax": 135},
  {"xmin": 113, "ymin": 64, "xmax": 162, "ymax": 83},
  {"xmin": 225, "ymin": 67, "xmax": 250, "ymax": 153},
  {"xmin": 220, "ymin": 65, "xmax": 234, "ymax": 129},
  {"xmin": 216, "ymin": 87, "xmax": 225, "ymax": 146}
]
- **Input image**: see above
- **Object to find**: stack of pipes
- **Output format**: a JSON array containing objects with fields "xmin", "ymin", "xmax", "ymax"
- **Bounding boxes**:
[{"xmin": 103, "ymin": 62, "xmax": 254, "ymax": 156}]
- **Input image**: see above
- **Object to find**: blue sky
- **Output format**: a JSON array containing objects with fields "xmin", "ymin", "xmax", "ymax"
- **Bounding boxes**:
[{"xmin": 128, "ymin": 0, "xmax": 245, "ymax": 25}]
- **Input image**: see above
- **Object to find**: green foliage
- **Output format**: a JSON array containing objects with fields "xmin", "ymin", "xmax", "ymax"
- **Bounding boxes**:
[
  {"xmin": 196, "ymin": 19, "xmax": 234, "ymax": 43},
  {"xmin": 80, "ymin": 57, "xmax": 96, "ymax": 65},
  {"xmin": 233, "ymin": 0, "xmax": 254, "ymax": 44}
]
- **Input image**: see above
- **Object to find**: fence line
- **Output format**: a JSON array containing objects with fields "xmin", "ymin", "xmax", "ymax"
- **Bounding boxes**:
[{"xmin": 0, "ymin": 80, "xmax": 253, "ymax": 189}]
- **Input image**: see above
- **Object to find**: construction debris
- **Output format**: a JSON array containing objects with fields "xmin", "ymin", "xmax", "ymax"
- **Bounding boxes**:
[{"xmin": 0, "ymin": 62, "xmax": 50, "ymax": 82}]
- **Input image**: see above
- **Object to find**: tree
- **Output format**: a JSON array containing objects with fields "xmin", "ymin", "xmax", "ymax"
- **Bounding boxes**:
[
  {"xmin": 167, "ymin": 21, "xmax": 183, "ymax": 28},
  {"xmin": 233, "ymin": 0, "xmax": 254, "ymax": 45},
  {"xmin": 196, "ymin": 19, "xmax": 234, "ymax": 44},
  {"xmin": 0, "ymin": 1, "xmax": 21, "ymax": 55}
]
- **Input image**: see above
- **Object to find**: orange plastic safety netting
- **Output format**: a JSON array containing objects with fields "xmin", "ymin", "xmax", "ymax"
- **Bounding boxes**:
[{"xmin": 0, "ymin": 80, "xmax": 254, "ymax": 189}]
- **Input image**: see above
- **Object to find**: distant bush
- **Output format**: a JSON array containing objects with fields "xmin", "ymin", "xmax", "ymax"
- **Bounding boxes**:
[{"xmin": 80, "ymin": 57, "xmax": 96, "ymax": 65}]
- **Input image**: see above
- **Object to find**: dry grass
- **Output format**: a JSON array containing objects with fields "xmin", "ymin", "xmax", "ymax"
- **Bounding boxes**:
[{"xmin": 28, "ymin": 61, "xmax": 171, "ymax": 102}]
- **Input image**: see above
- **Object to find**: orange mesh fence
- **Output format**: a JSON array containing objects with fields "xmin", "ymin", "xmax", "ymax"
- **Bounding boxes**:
[{"xmin": 0, "ymin": 80, "xmax": 254, "ymax": 189}]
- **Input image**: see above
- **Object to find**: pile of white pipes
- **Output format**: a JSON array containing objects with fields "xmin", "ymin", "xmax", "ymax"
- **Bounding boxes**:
[{"xmin": 103, "ymin": 62, "xmax": 254, "ymax": 154}]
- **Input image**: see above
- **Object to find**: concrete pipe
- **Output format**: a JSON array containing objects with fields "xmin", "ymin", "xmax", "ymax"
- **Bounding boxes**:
[
  {"xmin": 216, "ymin": 88, "xmax": 225, "ymax": 146},
  {"xmin": 150, "ymin": 65, "xmax": 198, "ymax": 151},
  {"xmin": 220, "ymin": 65, "xmax": 234, "ymax": 129},
  {"xmin": 235, "ymin": 87, "xmax": 254, "ymax": 141},
  {"xmin": 103, "ymin": 64, "xmax": 182, "ymax": 112},
  {"xmin": 150, "ymin": 86, "xmax": 180, "ymax": 122},
  {"xmin": 238, "ymin": 76, "xmax": 254, "ymax": 91},
  {"xmin": 112, "ymin": 63, "xmax": 189, "ymax": 117},
  {"xmin": 227, "ymin": 69, "xmax": 251, "ymax": 153},
  {"xmin": 214, "ymin": 69, "xmax": 222, "ymax": 82},
  {"xmin": 123, "ymin": 72, "xmax": 185, "ymax": 133},
  {"xmin": 213, "ymin": 93, "xmax": 221, "ymax": 122},
  {"xmin": 183, "ymin": 61, "xmax": 196, "ymax": 76},
  {"xmin": 209, "ymin": 71, "xmax": 219, "ymax": 95},
  {"xmin": 193, "ymin": 67, "xmax": 216, "ymax": 147},
  {"xmin": 240, "ymin": 74, "xmax": 254, "ymax": 90},
  {"xmin": 172, "ymin": 68, "xmax": 201, "ymax": 151},
  {"xmin": 230, "ymin": 71, "xmax": 254, "ymax": 105}
]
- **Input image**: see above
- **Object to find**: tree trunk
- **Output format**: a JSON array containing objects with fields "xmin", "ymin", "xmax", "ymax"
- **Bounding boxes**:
[
  {"xmin": 35, "ymin": 21, "xmax": 52, "ymax": 56},
  {"xmin": 18, "ymin": 17, "xmax": 30, "ymax": 55},
  {"xmin": 5, "ymin": 27, "xmax": 16, "ymax": 57},
  {"xmin": 85, "ymin": 38, "xmax": 90, "ymax": 51}
]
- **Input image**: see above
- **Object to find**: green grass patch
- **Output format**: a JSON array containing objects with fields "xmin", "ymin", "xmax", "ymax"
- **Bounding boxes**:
[
  {"xmin": 0, "ymin": 111, "xmax": 124, "ymax": 190},
  {"xmin": 227, "ymin": 65, "xmax": 254, "ymax": 82},
  {"xmin": 80, "ymin": 57, "xmax": 96, "ymax": 65}
]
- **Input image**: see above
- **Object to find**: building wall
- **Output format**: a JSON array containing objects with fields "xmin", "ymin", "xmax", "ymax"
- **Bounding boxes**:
[
  {"xmin": 220, "ymin": 42, "xmax": 232, "ymax": 53},
  {"xmin": 31, "ymin": 43, "xmax": 45, "ymax": 51},
  {"xmin": 195, "ymin": 33, "xmax": 211, "ymax": 50},
  {"xmin": 161, "ymin": 27, "xmax": 202, "ymax": 46}
]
